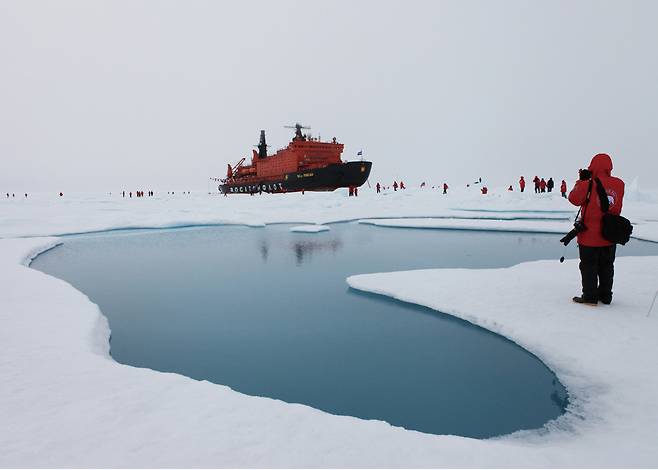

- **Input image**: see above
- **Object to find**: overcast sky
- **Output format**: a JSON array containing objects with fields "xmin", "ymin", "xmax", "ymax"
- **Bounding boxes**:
[{"xmin": 1, "ymin": 0, "xmax": 657, "ymax": 192}]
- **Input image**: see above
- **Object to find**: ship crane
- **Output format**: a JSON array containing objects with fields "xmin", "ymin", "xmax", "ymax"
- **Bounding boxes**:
[{"xmin": 226, "ymin": 157, "xmax": 246, "ymax": 180}]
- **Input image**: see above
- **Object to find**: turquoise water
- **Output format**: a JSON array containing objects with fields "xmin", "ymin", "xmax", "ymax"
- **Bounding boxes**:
[{"xmin": 30, "ymin": 223, "xmax": 658, "ymax": 438}]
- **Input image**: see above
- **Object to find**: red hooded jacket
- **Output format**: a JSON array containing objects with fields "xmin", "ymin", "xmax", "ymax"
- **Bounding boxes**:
[{"xmin": 568, "ymin": 153, "xmax": 625, "ymax": 247}]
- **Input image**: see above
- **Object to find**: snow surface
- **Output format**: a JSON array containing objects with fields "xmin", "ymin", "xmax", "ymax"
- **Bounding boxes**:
[
  {"xmin": 358, "ymin": 218, "xmax": 572, "ymax": 234},
  {"xmin": 1, "ymin": 187, "xmax": 658, "ymax": 466},
  {"xmin": 2, "ymin": 188, "xmax": 656, "ymax": 241},
  {"xmin": 289, "ymin": 224, "xmax": 331, "ymax": 233}
]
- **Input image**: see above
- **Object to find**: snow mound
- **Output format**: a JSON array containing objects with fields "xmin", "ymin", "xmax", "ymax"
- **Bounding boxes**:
[{"xmin": 289, "ymin": 225, "xmax": 331, "ymax": 233}]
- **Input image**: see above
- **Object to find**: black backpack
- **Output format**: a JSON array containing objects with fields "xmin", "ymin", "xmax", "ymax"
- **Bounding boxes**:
[{"xmin": 594, "ymin": 177, "xmax": 633, "ymax": 245}]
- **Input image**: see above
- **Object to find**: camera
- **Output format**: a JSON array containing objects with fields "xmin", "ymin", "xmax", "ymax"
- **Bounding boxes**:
[
  {"xmin": 560, "ymin": 220, "xmax": 586, "ymax": 246},
  {"xmin": 579, "ymin": 168, "xmax": 592, "ymax": 181}
]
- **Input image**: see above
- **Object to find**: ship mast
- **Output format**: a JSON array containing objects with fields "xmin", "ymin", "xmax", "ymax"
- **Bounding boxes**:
[{"xmin": 258, "ymin": 130, "xmax": 267, "ymax": 159}]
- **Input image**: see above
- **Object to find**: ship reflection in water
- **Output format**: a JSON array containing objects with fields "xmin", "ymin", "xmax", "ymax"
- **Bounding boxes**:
[
  {"xmin": 259, "ymin": 241, "xmax": 269, "ymax": 262},
  {"xmin": 292, "ymin": 238, "xmax": 343, "ymax": 265},
  {"xmin": 257, "ymin": 237, "xmax": 343, "ymax": 264}
]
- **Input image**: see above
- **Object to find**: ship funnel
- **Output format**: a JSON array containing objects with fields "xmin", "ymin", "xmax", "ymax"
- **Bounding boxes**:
[{"xmin": 258, "ymin": 130, "xmax": 267, "ymax": 159}]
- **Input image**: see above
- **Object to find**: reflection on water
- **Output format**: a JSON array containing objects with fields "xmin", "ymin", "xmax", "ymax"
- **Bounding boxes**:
[
  {"xmin": 32, "ymin": 223, "xmax": 658, "ymax": 438},
  {"xmin": 292, "ymin": 238, "xmax": 343, "ymax": 265},
  {"xmin": 259, "ymin": 241, "xmax": 269, "ymax": 262}
]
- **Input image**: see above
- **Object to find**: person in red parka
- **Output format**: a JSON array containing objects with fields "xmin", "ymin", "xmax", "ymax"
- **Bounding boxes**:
[
  {"xmin": 519, "ymin": 176, "xmax": 526, "ymax": 192},
  {"xmin": 568, "ymin": 153, "xmax": 625, "ymax": 305},
  {"xmin": 560, "ymin": 179, "xmax": 567, "ymax": 198},
  {"xmin": 443, "ymin": 182, "xmax": 448, "ymax": 194},
  {"xmin": 539, "ymin": 178, "xmax": 547, "ymax": 193}
]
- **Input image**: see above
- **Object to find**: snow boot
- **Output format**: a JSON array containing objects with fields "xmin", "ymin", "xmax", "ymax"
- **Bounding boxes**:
[
  {"xmin": 573, "ymin": 296, "xmax": 598, "ymax": 306},
  {"xmin": 598, "ymin": 290, "xmax": 613, "ymax": 305}
]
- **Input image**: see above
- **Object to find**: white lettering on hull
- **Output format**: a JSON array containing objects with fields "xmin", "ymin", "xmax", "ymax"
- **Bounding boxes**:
[{"xmin": 226, "ymin": 182, "xmax": 284, "ymax": 194}]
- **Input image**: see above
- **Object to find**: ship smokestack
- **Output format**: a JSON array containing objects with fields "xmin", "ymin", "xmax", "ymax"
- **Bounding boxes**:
[{"xmin": 258, "ymin": 130, "xmax": 267, "ymax": 159}]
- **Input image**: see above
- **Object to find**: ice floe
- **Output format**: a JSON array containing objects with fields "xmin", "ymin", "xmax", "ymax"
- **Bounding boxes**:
[
  {"xmin": 1, "ymin": 188, "xmax": 658, "ymax": 466},
  {"xmin": 290, "ymin": 224, "xmax": 331, "ymax": 233}
]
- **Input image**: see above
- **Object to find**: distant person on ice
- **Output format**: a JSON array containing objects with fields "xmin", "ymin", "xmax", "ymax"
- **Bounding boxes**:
[
  {"xmin": 400, "ymin": 181, "xmax": 406, "ymax": 190},
  {"xmin": 568, "ymin": 153, "xmax": 625, "ymax": 305},
  {"xmin": 560, "ymin": 179, "xmax": 567, "ymax": 198},
  {"xmin": 393, "ymin": 181, "xmax": 398, "ymax": 191},
  {"xmin": 547, "ymin": 177, "xmax": 554, "ymax": 192},
  {"xmin": 519, "ymin": 176, "xmax": 526, "ymax": 192},
  {"xmin": 376, "ymin": 182, "xmax": 381, "ymax": 193},
  {"xmin": 540, "ymin": 178, "xmax": 547, "ymax": 193},
  {"xmin": 533, "ymin": 176, "xmax": 540, "ymax": 193},
  {"xmin": 443, "ymin": 183, "xmax": 448, "ymax": 194}
]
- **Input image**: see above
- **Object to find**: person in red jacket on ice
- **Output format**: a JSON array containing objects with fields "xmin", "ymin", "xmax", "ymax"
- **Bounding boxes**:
[
  {"xmin": 533, "ymin": 176, "xmax": 540, "ymax": 193},
  {"xmin": 560, "ymin": 179, "xmax": 567, "ymax": 198},
  {"xmin": 400, "ymin": 181, "xmax": 406, "ymax": 190},
  {"xmin": 568, "ymin": 153, "xmax": 625, "ymax": 305},
  {"xmin": 519, "ymin": 176, "xmax": 526, "ymax": 192},
  {"xmin": 539, "ymin": 178, "xmax": 547, "ymax": 193},
  {"xmin": 443, "ymin": 182, "xmax": 448, "ymax": 194}
]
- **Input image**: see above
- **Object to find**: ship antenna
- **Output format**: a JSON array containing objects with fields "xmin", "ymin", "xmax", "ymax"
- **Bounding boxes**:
[{"xmin": 284, "ymin": 123, "xmax": 311, "ymax": 140}]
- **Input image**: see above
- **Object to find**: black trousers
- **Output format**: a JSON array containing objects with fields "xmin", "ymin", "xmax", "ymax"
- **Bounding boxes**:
[{"xmin": 578, "ymin": 244, "xmax": 616, "ymax": 302}]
